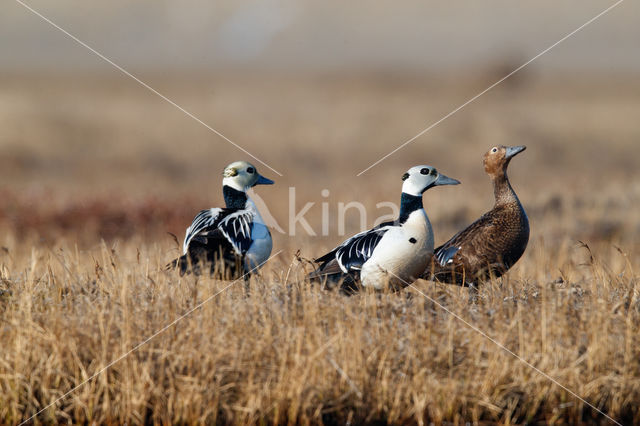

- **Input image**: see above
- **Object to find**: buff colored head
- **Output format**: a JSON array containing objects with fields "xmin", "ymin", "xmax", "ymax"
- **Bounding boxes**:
[{"xmin": 222, "ymin": 161, "xmax": 274, "ymax": 191}]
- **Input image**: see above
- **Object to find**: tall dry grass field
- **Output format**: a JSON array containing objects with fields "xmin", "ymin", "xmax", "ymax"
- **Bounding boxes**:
[{"xmin": 1, "ymin": 73, "xmax": 639, "ymax": 424}]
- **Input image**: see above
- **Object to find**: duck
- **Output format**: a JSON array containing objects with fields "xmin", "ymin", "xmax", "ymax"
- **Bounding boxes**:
[
  {"xmin": 308, "ymin": 165, "xmax": 460, "ymax": 292},
  {"xmin": 424, "ymin": 145, "xmax": 529, "ymax": 286},
  {"xmin": 168, "ymin": 161, "xmax": 274, "ymax": 279}
]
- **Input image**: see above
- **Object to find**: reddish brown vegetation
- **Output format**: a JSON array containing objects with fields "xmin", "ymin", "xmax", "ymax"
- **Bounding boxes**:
[{"xmin": 0, "ymin": 189, "xmax": 197, "ymax": 244}]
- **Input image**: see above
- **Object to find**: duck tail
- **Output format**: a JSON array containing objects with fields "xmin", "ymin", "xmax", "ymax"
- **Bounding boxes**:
[{"xmin": 166, "ymin": 255, "xmax": 191, "ymax": 276}]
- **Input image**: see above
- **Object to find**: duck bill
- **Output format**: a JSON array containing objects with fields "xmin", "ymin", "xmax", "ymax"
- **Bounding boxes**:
[
  {"xmin": 434, "ymin": 174, "xmax": 460, "ymax": 186},
  {"xmin": 505, "ymin": 145, "xmax": 526, "ymax": 159},
  {"xmin": 255, "ymin": 175, "xmax": 275, "ymax": 186}
]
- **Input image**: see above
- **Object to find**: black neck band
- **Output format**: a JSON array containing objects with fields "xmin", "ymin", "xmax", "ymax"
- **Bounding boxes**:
[
  {"xmin": 398, "ymin": 193, "xmax": 423, "ymax": 223},
  {"xmin": 223, "ymin": 185, "xmax": 247, "ymax": 209}
]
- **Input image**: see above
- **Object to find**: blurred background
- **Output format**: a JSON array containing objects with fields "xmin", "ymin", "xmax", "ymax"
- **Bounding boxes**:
[{"xmin": 0, "ymin": 0, "xmax": 639, "ymax": 257}]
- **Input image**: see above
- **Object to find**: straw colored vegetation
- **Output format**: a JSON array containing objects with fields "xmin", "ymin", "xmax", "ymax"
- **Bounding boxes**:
[{"xmin": 1, "ymin": 73, "xmax": 639, "ymax": 424}]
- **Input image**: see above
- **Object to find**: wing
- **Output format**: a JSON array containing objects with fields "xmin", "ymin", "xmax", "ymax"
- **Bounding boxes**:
[
  {"xmin": 170, "ymin": 233, "xmax": 239, "ymax": 276},
  {"xmin": 183, "ymin": 208, "xmax": 255, "ymax": 255},
  {"xmin": 216, "ymin": 210, "xmax": 254, "ymax": 255},
  {"xmin": 434, "ymin": 212, "xmax": 499, "ymax": 267},
  {"xmin": 183, "ymin": 208, "xmax": 225, "ymax": 254},
  {"xmin": 315, "ymin": 225, "xmax": 391, "ymax": 273}
]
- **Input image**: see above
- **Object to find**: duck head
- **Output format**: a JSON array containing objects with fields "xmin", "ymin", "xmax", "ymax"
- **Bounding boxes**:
[
  {"xmin": 222, "ymin": 161, "xmax": 274, "ymax": 192},
  {"xmin": 401, "ymin": 165, "xmax": 460, "ymax": 196},
  {"xmin": 483, "ymin": 145, "xmax": 526, "ymax": 177}
]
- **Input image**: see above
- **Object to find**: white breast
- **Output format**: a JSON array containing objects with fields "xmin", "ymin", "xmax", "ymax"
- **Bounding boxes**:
[{"xmin": 361, "ymin": 210, "xmax": 433, "ymax": 290}]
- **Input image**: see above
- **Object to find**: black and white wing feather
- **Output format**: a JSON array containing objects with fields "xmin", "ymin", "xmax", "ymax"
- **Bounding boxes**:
[
  {"xmin": 183, "ymin": 208, "xmax": 224, "ymax": 254},
  {"xmin": 183, "ymin": 208, "xmax": 254, "ymax": 255},
  {"xmin": 216, "ymin": 210, "xmax": 254, "ymax": 255},
  {"xmin": 315, "ymin": 225, "xmax": 392, "ymax": 273}
]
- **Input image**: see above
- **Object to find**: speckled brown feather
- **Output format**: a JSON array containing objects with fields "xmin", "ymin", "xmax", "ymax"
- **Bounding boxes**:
[{"xmin": 425, "ymin": 145, "xmax": 529, "ymax": 285}]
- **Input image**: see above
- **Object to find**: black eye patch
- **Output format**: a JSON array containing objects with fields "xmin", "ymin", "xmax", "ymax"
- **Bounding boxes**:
[
  {"xmin": 401, "ymin": 173, "xmax": 410, "ymax": 181},
  {"xmin": 420, "ymin": 168, "xmax": 429, "ymax": 175},
  {"xmin": 247, "ymin": 167, "xmax": 255, "ymax": 174}
]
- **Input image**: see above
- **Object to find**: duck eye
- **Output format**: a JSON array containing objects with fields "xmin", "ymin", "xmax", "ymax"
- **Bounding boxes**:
[
  {"xmin": 247, "ymin": 167, "xmax": 255, "ymax": 174},
  {"xmin": 420, "ymin": 168, "xmax": 429, "ymax": 175},
  {"xmin": 491, "ymin": 147, "xmax": 498, "ymax": 153},
  {"xmin": 401, "ymin": 172, "xmax": 410, "ymax": 181}
]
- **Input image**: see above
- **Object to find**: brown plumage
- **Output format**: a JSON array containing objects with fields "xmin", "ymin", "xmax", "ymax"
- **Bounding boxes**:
[{"xmin": 424, "ymin": 145, "xmax": 529, "ymax": 285}]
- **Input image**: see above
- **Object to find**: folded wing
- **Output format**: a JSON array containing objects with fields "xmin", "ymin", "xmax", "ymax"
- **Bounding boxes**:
[
  {"xmin": 183, "ymin": 208, "xmax": 254, "ymax": 256},
  {"xmin": 312, "ymin": 224, "xmax": 392, "ymax": 276}
]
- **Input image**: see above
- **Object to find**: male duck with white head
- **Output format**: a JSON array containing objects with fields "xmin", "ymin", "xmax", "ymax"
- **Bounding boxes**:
[
  {"xmin": 169, "ymin": 161, "xmax": 274, "ymax": 279},
  {"xmin": 309, "ymin": 165, "xmax": 460, "ymax": 292},
  {"xmin": 425, "ymin": 145, "xmax": 529, "ymax": 286}
]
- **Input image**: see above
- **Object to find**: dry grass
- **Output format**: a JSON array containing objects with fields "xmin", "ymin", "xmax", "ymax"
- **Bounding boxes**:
[
  {"xmin": 1, "ymin": 72, "xmax": 639, "ymax": 424},
  {"xmin": 1, "ymin": 234, "xmax": 639, "ymax": 424}
]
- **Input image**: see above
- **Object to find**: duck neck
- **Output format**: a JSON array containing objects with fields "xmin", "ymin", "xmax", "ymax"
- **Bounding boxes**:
[
  {"xmin": 399, "ymin": 192, "xmax": 424, "ymax": 224},
  {"xmin": 223, "ymin": 185, "xmax": 248, "ymax": 209},
  {"xmin": 492, "ymin": 171, "xmax": 519, "ymax": 207}
]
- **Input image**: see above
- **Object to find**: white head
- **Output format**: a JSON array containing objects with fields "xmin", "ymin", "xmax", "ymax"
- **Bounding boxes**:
[
  {"xmin": 222, "ymin": 161, "xmax": 274, "ymax": 192},
  {"xmin": 401, "ymin": 165, "xmax": 460, "ymax": 196}
]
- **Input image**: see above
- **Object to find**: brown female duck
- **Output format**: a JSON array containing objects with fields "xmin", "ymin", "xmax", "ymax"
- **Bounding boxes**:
[{"xmin": 424, "ymin": 145, "xmax": 529, "ymax": 285}]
